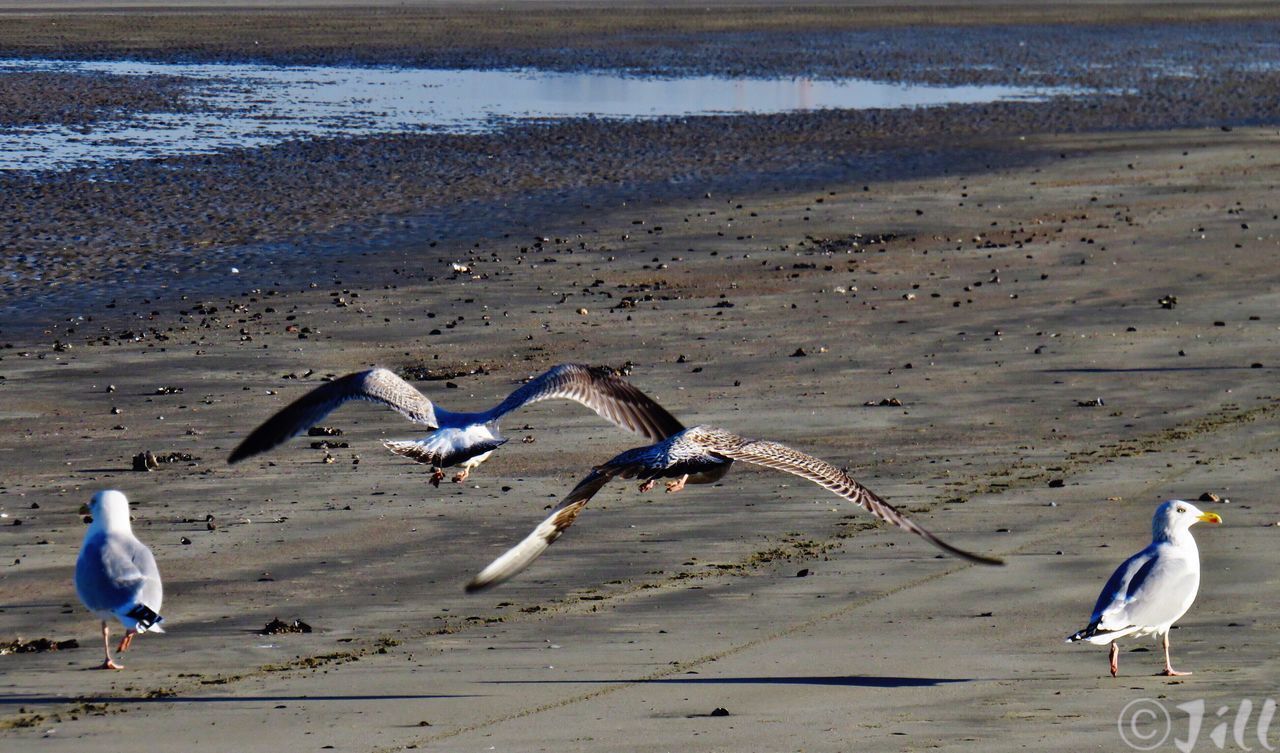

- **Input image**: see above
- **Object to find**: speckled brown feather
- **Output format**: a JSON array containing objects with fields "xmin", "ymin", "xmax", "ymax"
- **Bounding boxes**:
[
  {"xmin": 485, "ymin": 364, "xmax": 685, "ymax": 441},
  {"xmin": 690, "ymin": 427, "xmax": 1003, "ymax": 566},
  {"xmin": 228, "ymin": 369, "xmax": 438, "ymax": 464},
  {"xmin": 466, "ymin": 471, "xmax": 611, "ymax": 591},
  {"xmin": 467, "ymin": 424, "xmax": 1000, "ymax": 590}
]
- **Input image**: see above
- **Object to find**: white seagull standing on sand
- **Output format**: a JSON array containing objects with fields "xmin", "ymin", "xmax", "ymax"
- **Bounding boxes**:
[
  {"xmin": 467, "ymin": 425, "xmax": 1003, "ymax": 591},
  {"xmin": 74, "ymin": 490, "xmax": 165, "ymax": 670},
  {"xmin": 1067, "ymin": 500, "xmax": 1221, "ymax": 677},
  {"xmin": 227, "ymin": 364, "xmax": 685, "ymax": 485}
]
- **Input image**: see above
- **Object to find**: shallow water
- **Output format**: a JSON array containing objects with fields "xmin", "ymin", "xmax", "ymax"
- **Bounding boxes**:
[{"xmin": 1, "ymin": 59, "xmax": 1066, "ymax": 172}]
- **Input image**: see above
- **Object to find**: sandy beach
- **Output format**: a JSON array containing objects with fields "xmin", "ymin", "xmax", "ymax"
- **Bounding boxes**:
[{"xmin": 2, "ymin": 4, "xmax": 1279, "ymax": 752}]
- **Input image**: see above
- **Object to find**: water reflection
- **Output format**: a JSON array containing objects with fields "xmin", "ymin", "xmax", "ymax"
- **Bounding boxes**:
[{"xmin": 1, "ymin": 59, "xmax": 1065, "ymax": 171}]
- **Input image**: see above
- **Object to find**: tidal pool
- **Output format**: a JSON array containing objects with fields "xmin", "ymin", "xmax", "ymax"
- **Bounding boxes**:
[{"xmin": 1, "ymin": 58, "xmax": 1068, "ymax": 172}]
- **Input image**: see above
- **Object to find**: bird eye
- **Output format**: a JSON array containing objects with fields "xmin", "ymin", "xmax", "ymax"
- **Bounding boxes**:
[{"xmin": 1176, "ymin": 507, "xmax": 1186, "ymax": 513}]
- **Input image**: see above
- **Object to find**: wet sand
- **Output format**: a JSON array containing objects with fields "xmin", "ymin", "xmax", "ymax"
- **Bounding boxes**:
[
  {"xmin": 3, "ymin": 125, "xmax": 1280, "ymax": 751},
  {"xmin": 6, "ymin": 6, "xmax": 1280, "ymax": 314},
  {"xmin": 3, "ymin": 4, "xmax": 1280, "ymax": 753}
]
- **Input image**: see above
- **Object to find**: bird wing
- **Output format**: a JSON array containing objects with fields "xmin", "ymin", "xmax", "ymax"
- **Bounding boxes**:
[
  {"xmin": 228, "ymin": 368, "xmax": 438, "ymax": 463},
  {"xmin": 1066, "ymin": 547, "xmax": 1156, "ymax": 642},
  {"xmin": 482, "ymin": 364, "xmax": 685, "ymax": 441},
  {"xmin": 131, "ymin": 538, "xmax": 164, "ymax": 616},
  {"xmin": 1096, "ymin": 546, "xmax": 1199, "ymax": 632},
  {"xmin": 466, "ymin": 470, "xmax": 614, "ymax": 592},
  {"xmin": 692, "ymin": 429, "xmax": 1003, "ymax": 566},
  {"xmin": 75, "ymin": 533, "xmax": 159, "ymax": 614}
]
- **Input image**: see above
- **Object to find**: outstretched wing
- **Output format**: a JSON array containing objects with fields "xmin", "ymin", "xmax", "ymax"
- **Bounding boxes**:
[
  {"xmin": 228, "ymin": 369, "xmax": 439, "ymax": 464},
  {"xmin": 694, "ymin": 429, "xmax": 1003, "ymax": 566},
  {"xmin": 466, "ymin": 470, "xmax": 614, "ymax": 592},
  {"xmin": 483, "ymin": 364, "xmax": 685, "ymax": 441}
]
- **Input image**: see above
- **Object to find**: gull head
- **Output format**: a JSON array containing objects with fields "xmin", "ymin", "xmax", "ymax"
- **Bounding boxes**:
[
  {"xmin": 80, "ymin": 489, "xmax": 133, "ymax": 532},
  {"xmin": 1153, "ymin": 499, "xmax": 1222, "ymax": 542}
]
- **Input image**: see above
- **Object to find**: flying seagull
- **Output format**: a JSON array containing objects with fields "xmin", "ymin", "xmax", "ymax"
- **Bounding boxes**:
[
  {"xmin": 228, "ymin": 364, "xmax": 685, "ymax": 485},
  {"xmin": 74, "ymin": 490, "xmax": 165, "ymax": 670},
  {"xmin": 467, "ymin": 425, "xmax": 1003, "ymax": 591},
  {"xmin": 1067, "ymin": 499, "xmax": 1221, "ymax": 677}
]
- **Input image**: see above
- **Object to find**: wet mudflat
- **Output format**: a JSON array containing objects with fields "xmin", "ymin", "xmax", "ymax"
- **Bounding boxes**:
[
  {"xmin": 2, "ymin": 11, "xmax": 1280, "ymax": 318},
  {"xmin": 1, "ymin": 58, "xmax": 1065, "ymax": 172},
  {"xmin": 2, "ymin": 4, "xmax": 1280, "ymax": 753}
]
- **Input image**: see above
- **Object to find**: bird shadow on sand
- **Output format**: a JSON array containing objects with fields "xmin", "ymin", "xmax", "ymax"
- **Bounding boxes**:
[
  {"xmin": 483, "ymin": 675, "xmax": 968, "ymax": 688},
  {"xmin": 0, "ymin": 693, "xmax": 478, "ymax": 705}
]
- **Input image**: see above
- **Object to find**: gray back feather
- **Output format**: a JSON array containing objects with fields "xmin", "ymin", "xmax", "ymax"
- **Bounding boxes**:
[{"xmin": 76, "ymin": 532, "xmax": 163, "ymax": 614}]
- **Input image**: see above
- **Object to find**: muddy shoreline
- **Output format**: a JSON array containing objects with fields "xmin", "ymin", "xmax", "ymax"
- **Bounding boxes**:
[
  {"xmin": 3, "ymin": 12, "xmax": 1280, "ymax": 326},
  {"xmin": 2, "ymin": 3, "xmax": 1280, "ymax": 74},
  {"xmin": 2, "ymin": 123, "xmax": 1278, "ymax": 752},
  {"xmin": 5, "ymin": 70, "xmax": 1280, "ymax": 321},
  {"xmin": 2, "ymin": 7, "xmax": 1280, "ymax": 751}
]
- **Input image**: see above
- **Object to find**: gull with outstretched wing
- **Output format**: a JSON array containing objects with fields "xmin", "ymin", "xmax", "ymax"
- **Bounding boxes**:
[
  {"xmin": 467, "ymin": 425, "xmax": 1002, "ymax": 591},
  {"xmin": 228, "ymin": 364, "xmax": 684, "ymax": 485}
]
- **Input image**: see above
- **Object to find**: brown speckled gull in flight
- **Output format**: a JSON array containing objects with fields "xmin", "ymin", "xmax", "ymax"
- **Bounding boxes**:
[{"xmin": 467, "ymin": 425, "xmax": 1003, "ymax": 592}]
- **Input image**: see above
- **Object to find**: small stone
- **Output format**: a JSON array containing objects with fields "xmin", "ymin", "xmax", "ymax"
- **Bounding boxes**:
[
  {"xmin": 132, "ymin": 451, "xmax": 160, "ymax": 472},
  {"xmin": 1048, "ymin": 479, "xmax": 1065, "ymax": 488},
  {"xmin": 1198, "ymin": 492, "xmax": 1221, "ymax": 503},
  {"xmin": 709, "ymin": 707, "xmax": 730, "ymax": 717}
]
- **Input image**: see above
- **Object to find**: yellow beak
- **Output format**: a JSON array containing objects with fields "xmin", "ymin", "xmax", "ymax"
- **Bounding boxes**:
[{"xmin": 1198, "ymin": 511, "xmax": 1223, "ymax": 524}]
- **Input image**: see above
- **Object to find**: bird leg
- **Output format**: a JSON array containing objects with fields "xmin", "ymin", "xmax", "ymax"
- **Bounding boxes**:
[
  {"xmin": 1159, "ymin": 633, "xmax": 1192, "ymax": 676},
  {"xmin": 117, "ymin": 629, "xmax": 137, "ymax": 653},
  {"xmin": 665, "ymin": 474, "xmax": 689, "ymax": 493},
  {"xmin": 637, "ymin": 479, "xmax": 657, "ymax": 493},
  {"xmin": 1108, "ymin": 641, "xmax": 1119, "ymax": 678},
  {"xmin": 429, "ymin": 468, "xmax": 445, "ymax": 487},
  {"xmin": 452, "ymin": 468, "xmax": 470, "ymax": 484},
  {"xmin": 97, "ymin": 621, "xmax": 123, "ymax": 670}
]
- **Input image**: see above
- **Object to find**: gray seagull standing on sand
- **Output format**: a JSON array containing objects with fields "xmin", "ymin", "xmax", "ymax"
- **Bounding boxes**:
[
  {"xmin": 228, "ymin": 364, "xmax": 685, "ymax": 485},
  {"xmin": 1067, "ymin": 500, "xmax": 1221, "ymax": 677},
  {"xmin": 467, "ymin": 424, "xmax": 1003, "ymax": 591},
  {"xmin": 74, "ymin": 490, "xmax": 165, "ymax": 670}
]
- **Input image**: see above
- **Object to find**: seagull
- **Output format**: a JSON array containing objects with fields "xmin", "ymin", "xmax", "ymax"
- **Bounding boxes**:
[
  {"xmin": 74, "ymin": 490, "xmax": 165, "ymax": 670},
  {"xmin": 1067, "ymin": 500, "xmax": 1221, "ymax": 677},
  {"xmin": 227, "ymin": 364, "xmax": 685, "ymax": 485},
  {"xmin": 466, "ymin": 425, "xmax": 1003, "ymax": 591}
]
